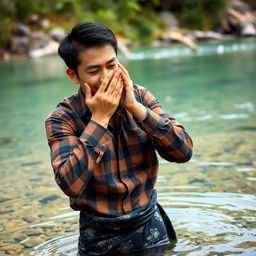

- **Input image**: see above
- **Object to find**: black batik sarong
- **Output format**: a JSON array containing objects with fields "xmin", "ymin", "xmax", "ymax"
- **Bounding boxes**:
[{"xmin": 78, "ymin": 191, "xmax": 177, "ymax": 256}]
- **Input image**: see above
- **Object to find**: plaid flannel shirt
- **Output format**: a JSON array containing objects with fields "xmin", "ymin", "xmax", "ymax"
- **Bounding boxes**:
[{"xmin": 45, "ymin": 85, "xmax": 193, "ymax": 216}]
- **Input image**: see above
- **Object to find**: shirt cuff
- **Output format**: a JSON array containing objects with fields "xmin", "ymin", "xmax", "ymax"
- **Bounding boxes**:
[
  {"xmin": 140, "ymin": 108, "xmax": 166, "ymax": 139},
  {"xmin": 80, "ymin": 120, "xmax": 113, "ymax": 152}
]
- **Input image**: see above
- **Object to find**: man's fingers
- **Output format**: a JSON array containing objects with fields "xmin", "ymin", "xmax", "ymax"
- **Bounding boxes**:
[
  {"xmin": 120, "ymin": 71, "xmax": 128, "ymax": 81},
  {"xmin": 110, "ymin": 75, "xmax": 120, "ymax": 95},
  {"xmin": 113, "ymin": 78, "xmax": 123, "ymax": 98},
  {"xmin": 118, "ymin": 63, "xmax": 130, "ymax": 80},
  {"xmin": 98, "ymin": 70, "xmax": 113, "ymax": 93},
  {"xmin": 120, "ymin": 71, "xmax": 133, "ymax": 87},
  {"xmin": 84, "ymin": 83, "xmax": 92, "ymax": 101},
  {"xmin": 107, "ymin": 69, "xmax": 121, "ymax": 94},
  {"xmin": 119, "ymin": 63, "xmax": 133, "ymax": 87}
]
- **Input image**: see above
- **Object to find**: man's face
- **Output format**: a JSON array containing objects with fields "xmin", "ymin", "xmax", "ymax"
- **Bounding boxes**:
[{"xmin": 74, "ymin": 44, "xmax": 118, "ymax": 95}]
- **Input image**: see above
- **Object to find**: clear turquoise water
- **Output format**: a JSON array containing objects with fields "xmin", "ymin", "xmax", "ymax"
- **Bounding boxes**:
[{"xmin": 0, "ymin": 39, "xmax": 255, "ymax": 255}]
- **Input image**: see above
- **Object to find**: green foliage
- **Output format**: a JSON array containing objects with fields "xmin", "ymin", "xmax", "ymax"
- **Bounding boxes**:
[
  {"xmin": 163, "ymin": 0, "xmax": 228, "ymax": 30},
  {"xmin": 0, "ymin": 0, "xmax": 229, "ymax": 48}
]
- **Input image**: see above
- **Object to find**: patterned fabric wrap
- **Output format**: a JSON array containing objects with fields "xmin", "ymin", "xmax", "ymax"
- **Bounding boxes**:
[{"xmin": 78, "ymin": 190, "xmax": 177, "ymax": 255}]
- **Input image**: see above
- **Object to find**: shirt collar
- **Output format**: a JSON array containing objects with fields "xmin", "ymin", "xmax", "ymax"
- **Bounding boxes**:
[{"xmin": 76, "ymin": 86, "xmax": 89, "ymax": 118}]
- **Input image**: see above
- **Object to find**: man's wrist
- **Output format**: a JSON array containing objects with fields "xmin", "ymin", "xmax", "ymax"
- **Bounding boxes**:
[
  {"xmin": 127, "ymin": 102, "xmax": 147, "ymax": 122},
  {"xmin": 91, "ymin": 115, "xmax": 110, "ymax": 128}
]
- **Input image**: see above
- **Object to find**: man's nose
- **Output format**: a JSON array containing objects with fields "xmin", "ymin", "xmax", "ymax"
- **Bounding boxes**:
[
  {"xmin": 99, "ymin": 68, "xmax": 110, "ymax": 83},
  {"xmin": 103, "ymin": 67, "xmax": 110, "ymax": 76}
]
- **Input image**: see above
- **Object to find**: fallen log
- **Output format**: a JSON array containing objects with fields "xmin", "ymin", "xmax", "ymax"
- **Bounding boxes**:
[{"xmin": 162, "ymin": 31, "xmax": 198, "ymax": 51}]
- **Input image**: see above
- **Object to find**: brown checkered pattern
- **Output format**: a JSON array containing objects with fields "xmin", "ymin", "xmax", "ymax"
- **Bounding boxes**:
[{"xmin": 45, "ymin": 85, "xmax": 193, "ymax": 215}]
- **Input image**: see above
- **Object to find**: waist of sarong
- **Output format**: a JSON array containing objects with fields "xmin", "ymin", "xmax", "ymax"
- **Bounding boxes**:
[{"xmin": 80, "ymin": 190, "xmax": 157, "ymax": 234}]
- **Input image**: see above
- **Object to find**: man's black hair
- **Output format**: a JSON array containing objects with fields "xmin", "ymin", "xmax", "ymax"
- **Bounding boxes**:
[{"xmin": 58, "ymin": 22, "xmax": 118, "ymax": 76}]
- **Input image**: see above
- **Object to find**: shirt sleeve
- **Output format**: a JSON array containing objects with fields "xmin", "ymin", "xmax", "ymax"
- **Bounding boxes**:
[
  {"xmin": 45, "ymin": 112, "xmax": 112, "ymax": 198},
  {"xmin": 138, "ymin": 87, "xmax": 193, "ymax": 163}
]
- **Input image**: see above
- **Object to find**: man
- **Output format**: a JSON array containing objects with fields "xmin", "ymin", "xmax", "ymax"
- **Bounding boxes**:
[{"xmin": 45, "ymin": 22, "xmax": 193, "ymax": 256}]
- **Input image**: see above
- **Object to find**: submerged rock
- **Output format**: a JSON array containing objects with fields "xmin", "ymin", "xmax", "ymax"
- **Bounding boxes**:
[
  {"xmin": 21, "ymin": 237, "xmax": 45, "ymax": 248},
  {"xmin": 39, "ymin": 195, "xmax": 60, "ymax": 204},
  {"xmin": 14, "ymin": 233, "xmax": 27, "ymax": 242},
  {"xmin": 0, "ymin": 243, "xmax": 24, "ymax": 254}
]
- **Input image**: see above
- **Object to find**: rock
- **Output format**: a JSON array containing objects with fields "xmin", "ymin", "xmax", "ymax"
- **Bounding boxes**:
[
  {"xmin": 229, "ymin": 0, "xmax": 251, "ymax": 14},
  {"xmin": 24, "ymin": 228, "xmax": 44, "ymax": 236},
  {"xmin": 10, "ymin": 36, "xmax": 30, "ymax": 54},
  {"xmin": 30, "ymin": 31, "xmax": 50, "ymax": 50},
  {"xmin": 0, "ymin": 50, "xmax": 11, "ymax": 62},
  {"xmin": 21, "ymin": 237, "xmax": 45, "ymax": 248},
  {"xmin": 40, "ymin": 18, "xmax": 51, "ymax": 29},
  {"xmin": 0, "ymin": 137, "xmax": 13, "ymax": 145},
  {"xmin": 160, "ymin": 11, "xmax": 179, "ymax": 28},
  {"xmin": 13, "ymin": 23, "xmax": 31, "ymax": 37},
  {"xmin": 0, "ymin": 208, "xmax": 14, "ymax": 214},
  {"xmin": 26, "ymin": 14, "xmax": 40, "ymax": 25},
  {"xmin": 190, "ymin": 30, "xmax": 234, "ymax": 41},
  {"xmin": 227, "ymin": 5, "xmax": 256, "ymax": 36},
  {"xmin": 240, "ymin": 19, "xmax": 256, "ymax": 36},
  {"xmin": 14, "ymin": 234, "xmax": 27, "ymax": 242},
  {"xmin": 0, "ymin": 197, "xmax": 12, "ymax": 203},
  {"xmin": 188, "ymin": 178, "xmax": 206, "ymax": 184},
  {"xmin": 0, "ymin": 243, "xmax": 24, "ymax": 254},
  {"xmin": 21, "ymin": 161, "xmax": 42, "ymax": 167},
  {"xmin": 37, "ymin": 223, "xmax": 55, "ymax": 229},
  {"xmin": 39, "ymin": 194, "xmax": 60, "ymax": 204},
  {"xmin": 29, "ymin": 40, "xmax": 59, "ymax": 58},
  {"xmin": 26, "ymin": 229, "xmax": 44, "ymax": 236},
  {"xmin": 49, "ymin": 28, "xmax": 66, "ymax": 42},
  {"xmin": 22, "ymin": 216, "xmax": 38, "ymax": 223}
]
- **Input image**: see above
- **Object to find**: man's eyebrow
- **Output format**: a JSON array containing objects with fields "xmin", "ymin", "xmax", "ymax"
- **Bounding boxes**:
[{"xmin": 85, "ymin": 57, "xmax": 117, "ymax": 70}]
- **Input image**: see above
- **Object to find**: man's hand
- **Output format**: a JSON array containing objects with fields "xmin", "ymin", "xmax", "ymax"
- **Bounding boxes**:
[
  {"xmin": 119, "ymin": 63, "xmax": 136, "ymax": 110},
  {"xmin": 84, "ymin": 69, "xmax": 123, "ymax": 128},
  {"xmin": 119, "ymin": 63, "xmax": 147, "ymax": 121}
]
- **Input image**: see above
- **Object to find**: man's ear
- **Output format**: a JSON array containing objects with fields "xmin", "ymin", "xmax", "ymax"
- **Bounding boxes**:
[{"xmin": 66, "ymin": 68, "xmax": 79, "ymax": 84}]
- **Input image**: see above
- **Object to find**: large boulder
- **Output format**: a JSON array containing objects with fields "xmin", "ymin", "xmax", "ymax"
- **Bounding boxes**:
[
  {"xmin": 12, "ymin": 23, "xmax": 31, "ymax": 37},
  {"xmin": 30, "ymin": 31, "xmax": 50, "ymax": 50},
  {"xmin": 10, "ymin": 36, "xmax": 30, "ymax": 54},
  {"xmin": 10, "ymin": 23, "xmax": 31, "ymax": 54},
  {"xmin": 159, "ymin": 11, "xmax": 179, "ymax": 29},
  {"xmin": 240, "ymin": 18, "xmax": 256, "ymax": 36},
  {"xmin": 49, "ymin": 28, "xmax": 66, "ymax": 42},
  {"xmin": 226, "ymin": 0, "xmax": 256, "ymax": 36},
  {"xmin": 229, "ymin": 0, "xmax": 251, "ymax": 14},
  {"xmin": 29, "ymin": 40, "xmax": 59, "ymax": 58}
]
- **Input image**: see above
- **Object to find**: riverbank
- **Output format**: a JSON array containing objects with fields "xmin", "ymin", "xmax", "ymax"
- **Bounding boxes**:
[{"xmin": 1, "ymin": 0, "xmax": 255, "ymax": 62}]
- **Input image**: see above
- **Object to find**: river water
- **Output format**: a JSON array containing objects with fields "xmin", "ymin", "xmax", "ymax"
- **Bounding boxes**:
[{"xmin": 0, "ymin": 39, "xmax": 255, "ymax": 255}]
